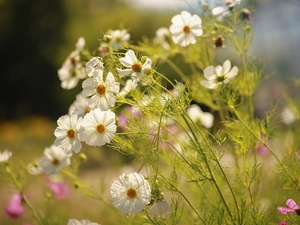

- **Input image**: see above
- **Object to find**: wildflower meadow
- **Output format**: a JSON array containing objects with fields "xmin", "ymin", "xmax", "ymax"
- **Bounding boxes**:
[{"xmin": 1, "ymin": 0, "xmax": 300, "ymax": 225}]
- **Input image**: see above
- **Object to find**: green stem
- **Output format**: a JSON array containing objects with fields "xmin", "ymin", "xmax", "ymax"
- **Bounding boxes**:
[
  {"xmin": 181, "ymin": 115, "xmax": 235, "ymax": 222},
  {"xmin": 157, "ymin": 170, "xmax": 206, "ymax": 224},
  {"xmin": 165, "ymin": 57, "xmax": 187, "ymax": 81},
  {"xmin": 6, "ymin": 164, "xmax": 44, "ymax": 225},
  {"xmin": 22, "ymin": 194, "xmax": 44, "ymax": 225},
  {"xmin": 233, "ymin": 108, "xmax": 300, "ymax": 192}
]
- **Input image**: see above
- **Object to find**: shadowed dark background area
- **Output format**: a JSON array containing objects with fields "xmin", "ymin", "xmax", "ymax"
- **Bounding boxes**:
[{"xmin": 0, "ymin": 0, "xmax": 67, "ymax": 120}]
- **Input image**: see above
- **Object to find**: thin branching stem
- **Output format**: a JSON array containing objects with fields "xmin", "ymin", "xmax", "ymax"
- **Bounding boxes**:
[
  {"xmin": 233, "ymin": 107, "xmax": 300, "ymax": 192},
  {"xmin": 180, "ymin": 115, "xmax": 236, "ymax": 222}
]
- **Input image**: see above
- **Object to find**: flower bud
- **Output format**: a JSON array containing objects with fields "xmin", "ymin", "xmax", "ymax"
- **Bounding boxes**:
[
  {"xmin": 202, "ymin": 3, "xmax": 210, "ymax": 12},
  {"xmin": 214, "ymin": 36, "xmax": 224, "ymax": 48},
  {"xmin": 241, "ymin": 8, "xmax": 251, "ymax": 22},
  {"xmin": 79, "ymin": 152, "xmax": 87, "ymax": 162}
]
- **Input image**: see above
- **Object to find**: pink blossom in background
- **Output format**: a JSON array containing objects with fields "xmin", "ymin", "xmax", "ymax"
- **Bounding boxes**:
[
  {"xmin": 278, "ymin": 199, "xmax": 300, "ymax": 215},
  {"xmin": 5, "ymin": 193, "xmax": 24, "ymax": 220},
  {"xmin": 118, "ymin": 114, "xmax": 128, "ymax": 127},
  {"xmin": 49, "ymin": 181, "xmax": 69, "ymax": 199},
  {"xmin": 278, "ymin": 222, "xmax": 287, "ymax": 225},
  {"xmin": 256, "ymin": 145, "xmax": 269, "ymax": 156},
  {"xmin": 256, "ymin": 139, "xmax": 271, "ymax": 156}
]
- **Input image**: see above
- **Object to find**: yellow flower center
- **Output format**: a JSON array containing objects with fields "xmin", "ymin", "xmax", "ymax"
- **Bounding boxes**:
[
  {"xmin": 52, "ymin": 158, "xmax": 60, "ymax": 165},
  {"xmin": 183, "ymin": 25, "xmax": 191, "ymax": 34},
  {"xmin": 85, "ymin": 108, "xmax": 91, "ymax": 114},
  {"xmin": 70, "ymin": 57, "xmax": 77, "ymax": 67},
  {"xmin": 127, "ymin": 188, "xmax": 137, "ymax": 198},
  {"xmin": 96, "ymin": 124, "xmax": 105, "ymax": 133},
  {"xmin": 132, "ymin": 62, "xmax": 142, "ymax": 72},
  {"xmin": 115, "ymin": 36, "xmax": 122, "ymax": 42},
  {"xmin": 97, "ymin": 84, "xmax": 106, "ymax": 95},
  {"xmin": 226, "ymin": 0, "xmax": 232, "ymax": 6},
  {"xmin": 67, "ymin": 129, "xmax": 75, "ymax": 138}
]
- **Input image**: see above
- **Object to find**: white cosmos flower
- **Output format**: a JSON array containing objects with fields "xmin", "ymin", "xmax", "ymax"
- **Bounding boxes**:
[
  {"xmin": 79, "ymin": 108, "xmax": 117, "ymax": 147},
  {"xmin": 54, "ymin": 114, "xmax": 83, "ymax": 154},
  {"xmin": 117, "ymin": 79, "xmax": 138, "ymax": 97},
  {"xmin": 27, "ymin": 161, "xmax": 43, "ymax": 175},
  {"xmin": 110, "ymin": 172, "xmax": 151, "ymax": 214},
  {"xmin": 67, "ymin": 219, "xmax": 99, "ymax": 225},
  {"xmin": 82, "ymin": 70, "xmax": 120, "ymax": 111},
  {"xmin": 85, "ymin": 57, "xmax": 104, "ymax": 77},
  {"xmin": 0, "ymin": 149, "xmax": 12, "ymax": 163},
  {"xmin": 281, "ymin": 107, "xmax": 296, "ymax": 125},
  {"xmin": 186, "ymin": 104, "xmax": 214, "ymax": 129},
  {"xmin": 110, "ymin": 29, "xmax": 130, "ymax": 50},
  {"xmin": 58, "ymin": 37, "xmax": 86, "ymax": 90},
  {"xmin": 68, "ymin": 93, "xmax": 92, "ymax": 118},
  {"xmin": 212, "ymin": 0, "xmax": 242, "ymax": 21},
  {"xmin": 39, "ymin": 145, "xmax": 71, "ymax": 176},
  {"xmin": 148, "ymin": 199, "xmax": 170, "ymax": 218},
  {"xmin": 154, "ymin": 27, "xmax": 171, "ymax": 50},
  {"xmin": 116, "ymin": 49, "xmax": 152, "ymax": 83},
  {"xmin": 169, "ymin": 11, "xmax": 203, "ymax": 47},
  {"xmin": 200, "ymin": 60, "xmax": 238, "ymax": 89}
]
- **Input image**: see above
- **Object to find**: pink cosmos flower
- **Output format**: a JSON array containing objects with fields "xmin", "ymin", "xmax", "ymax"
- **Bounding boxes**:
[
  {"xmin": 256, "ymin": 145, "xmax": 269, "ymax": 156},
  {"xmin": 49, "ymin": 181, "xmax": 70, "ymax": 199},
  {"xmin": 278, "ymin": 222, "xmax": 287, "ymax": 225},
  {"xmin": 278, "ymin": 199, "xmax": 300, "ymax": 215},
  {"xmin": 5, "ymin": 193, "xmax": 24, "ymax": 220}
]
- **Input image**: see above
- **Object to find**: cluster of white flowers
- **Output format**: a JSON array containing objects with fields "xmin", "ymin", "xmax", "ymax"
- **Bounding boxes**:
[
  {"xmin": 24, "ymin": 5, "xmax": 246, "ymax": 221},
  {"xmin": 54, "ymin": 14, "xmax": 237, "ymax": 216},
  {"xmin": 8, "ymin": 1, "xmax": 300, "ymax": 224}
]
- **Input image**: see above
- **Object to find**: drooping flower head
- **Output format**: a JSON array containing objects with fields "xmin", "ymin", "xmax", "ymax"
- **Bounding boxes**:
[
  {"xmin": 79, "ymin": 108, "xmax": 117, "ymax": 147},
  {"xmin": 85, "ymin": 57, "xmax": 104, "ymax": 77},
  {"xmin": 148, "ymin": 199, "xmax": 170, "ymax": 218},
  {"xmin": 54, "ymin": 114, "xmax": 83, "ymax": 154},
  {"xmin": 117, "ymin": 78, "xmax": 138, "ymax": 98},
  {"xmin": 212, "ymin": 0, "xmax": 242, "ymax": 21},
  {"xmin": 169, "ymin": 11, "xmax": 203, "ymax": 47},
  {"xmin": 0, "ymin": 149, "xmax": 12, "ymax": 163},
  {"xmin": 110, "ymin": 172, "xmax": 151, "ymax": 215},
  {"xmin": 200, "ymin": 60, "xmax": 238, "ymax": 89},
  {"xmin": 82, "ymin": 70, "xmax": 120, "ymax": 111},
  {"xmin": 68, "ymin": 93, "xmax": 92, "ymax": 118},
  {"xmin": 116, "ymin": 49, "xmax": 152, "ymax": 83},
  {"xmin": 278, "ymin": 199, "xmax": 300, "ymax": 215},
  {"xmin": 5, "ymin": 193, "xmax": 24, "ymax": 220},
  {"xmin": 58, "ymin": 37, "xmax": 86, "ymax": 89},
  {"xmin": 38, "ymin": 145, "xmax": 71, "ymax": 176}
]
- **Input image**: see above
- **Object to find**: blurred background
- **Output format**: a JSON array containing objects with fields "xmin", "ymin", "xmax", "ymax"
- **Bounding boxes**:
[{"xmin": 0, "ymin": 0, "xmax": 300, "ymax": 224}]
